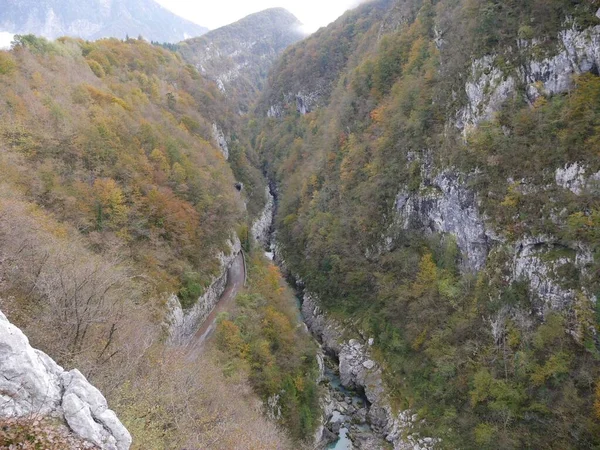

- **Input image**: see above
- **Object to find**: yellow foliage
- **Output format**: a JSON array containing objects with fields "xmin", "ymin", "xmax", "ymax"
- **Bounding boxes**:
[
  {"xmin": 93, "ymin": 178, "xmax": 128, "ymax": 228},
  {"xmin": 411, "ymin": 327, "xmax": 428, "ymax": 351},
  {"xmin": 84, "ymin": 84, "xmax": 131, "ymax": 111},
  {"xmin": 594, "ymin": 382, "xmax": 600, "ymax": 420},
  {"xmin": 0, "ymin": 51, "xmax": 16, "ymax": 75},
  {"xmin": 500, "ymin": 183, "xmax": 521, "ymax": 208},
  {"xmin": 149, "ymin": 148, "xmax": 170, "ymax": 173},
  {"xmin": 217, "ymin": 320, "xmax": 248, "ymax": 357},
  {"xmin": 412, "ymin": 253, "xmax": 438, "ymax": 298},
  {"xmin": 370, "ymin": 107, "xmax": 384, "ymax": 123}
]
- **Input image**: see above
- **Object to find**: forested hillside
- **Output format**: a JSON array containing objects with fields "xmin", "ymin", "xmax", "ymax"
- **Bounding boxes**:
[
  {"xmin": 3, "ymin": 1, "xmax": 600, "ymax": 448},
  {"xmin": 0, "ymin": 34, "xmax": 305, "ymax": 449},
  {"xmin": 178, "ymin": 8, "xmax": 305, "ymax": 114},
  {"xmin": 254, "ymin": 0, "xmax": 600, "ymax": 447}
]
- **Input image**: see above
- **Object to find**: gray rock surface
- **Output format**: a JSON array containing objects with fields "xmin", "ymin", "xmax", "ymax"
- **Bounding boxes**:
[
  {"xmin": 167, "ymin": 236, "xmax": 241, "ymax": 344},
  {"xmin": 395, "ymin": 170, "xmax": 492, "ymax": 272},
  {"xmin": 302, "ymin": 293, "xmax": 438, "ymax": 450},
  {"xmin": 522, "ymin": 26, "xmax": 600, "ymax": 96},
  {"xmin": 458, "ymin": 25, "xmax": 600, "ymax": 131},
  {"xmin": 212, "ymin": 123, "xmax": 229, "ymax": 160},
  {"xmin": 555, "ymin": 162, "xmax": 600, "ymax": 195},
  {"xmin": 302, "ymin": 294, "xmax": 344, "ymax": 354},
  {"xmin": 0, "ymin": 310, "xmax": 131, "ymax": 450},
  {"xmin": 251, "ymin": 187, "xmax": 274, "ymax": 248},
  {"xmin": 512, "ymin": 238, "xmax": 577, "ymax": 315},
  {"xmin": 269, "ymin": 87, "xmax": 326, "ymax": 118},
  {"xmin": 457, "ymin": 54, "xmax": 516, "ymax": 130}
]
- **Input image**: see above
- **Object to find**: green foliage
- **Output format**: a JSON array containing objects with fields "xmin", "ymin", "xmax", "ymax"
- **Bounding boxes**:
[
  {"xmin": 12, "ymin": 34, "xmax": 60, "ymax": 54},
  {"xmin": 216, "ymin": 251, "xmax": 319, "ymax": 442},
  {"xmin": 237, "ymin": 223, "xmax": 251, "ymax": 252},
  {"xmin": 252, "ymin": 0, "xmax": 600, "ymax": 447},
  {"xmin": 178, "ymin": 272, "xmax": 207, "ymax": 309},
  {"xmin": 0, "ymin": 37, "xmax": 243, "ymax": 295},
  {"xmin": 0, "ymin": 51, "xmax": 16, "ymax": 75}
]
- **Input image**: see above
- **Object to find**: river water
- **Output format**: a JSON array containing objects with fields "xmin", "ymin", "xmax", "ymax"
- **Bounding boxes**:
[{"xmin": 260, "ymin": 188, "xmax": 387, "ymax": 449}]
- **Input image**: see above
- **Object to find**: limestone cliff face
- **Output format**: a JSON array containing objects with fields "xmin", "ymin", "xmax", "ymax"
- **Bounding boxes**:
[
  {"xmin": 0, "ymin": 311, "xmax": 131, "ymax": 450},
  {"xmin": 167, "ymin": 236, "xmax": 241, "ymax": 344},
  {"xmin": 392, "ymin": 163, "xmax": 595, "ymax": 317},
  {"xmin": 251, "ymin": 187, "xmax": 274, "ymax": 248},
  {"xmin": 394, "ymin": 168, "xmax": 494, "ymax": 272},
  {"xmin": 302, "ymin": 294, "xmax": 437, "ymax": 450},
  {"xmin": 458, "ymin": 25, "xmax": 600, "ymax": 131},
  {"xmin": 212, "ymin": 123, "xmax": 230, "ymax": 160}
]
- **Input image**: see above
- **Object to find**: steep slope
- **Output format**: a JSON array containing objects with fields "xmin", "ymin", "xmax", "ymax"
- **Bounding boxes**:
[
  {"xmin": 255, "ymin": 0, "xmax": 600, "ymax": 447},
  {"xmin": 0, "ymin": 0, "xmax": 208, "ymax": 42},
  {"xmin": 0, "ymin": 35, "xmax": 299, "ymax": 449},
  {"xmin": 0, "ymin": 311, "xmax": 130, "ymax": 449},
  {"xmin": 178, "ymin": 8, "xmax": 305, "ymax": 113}
]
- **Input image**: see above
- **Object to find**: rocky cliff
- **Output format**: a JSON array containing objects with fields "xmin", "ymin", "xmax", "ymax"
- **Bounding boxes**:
[
  {"xmin": 167, "ymin": 236, "xmax": 241, "ymax": 344},
  {"xmin": 251, "ymin": 187, "xmax": 275, "ymax": 249},
  {"xmin": 457, "ymin": 24, "xmax": 600, "ymax": 131},
  {"xmin": 0, "ymin": 311, "xmax": 131, "ymax": 450}
]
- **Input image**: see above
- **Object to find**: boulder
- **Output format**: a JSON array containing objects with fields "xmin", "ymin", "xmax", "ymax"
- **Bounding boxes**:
[{"xmin": 0, "ymin": 310, "xmax": 131, "ymax": 450}]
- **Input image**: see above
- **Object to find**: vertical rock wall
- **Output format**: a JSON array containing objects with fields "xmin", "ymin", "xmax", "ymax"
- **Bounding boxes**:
[{"xmin": 167, "ymin": 236, "xmax": 241, "ymax": 345}]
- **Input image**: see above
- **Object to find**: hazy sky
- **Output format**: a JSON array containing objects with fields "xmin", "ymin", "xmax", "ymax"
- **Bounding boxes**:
[
  {"xmin": 0, "ymin": 32, "xmax": 12, "ymax": 49},
  {"xmin": 155, "ymin": 0, "xmax": 363, "ymax": 33}
]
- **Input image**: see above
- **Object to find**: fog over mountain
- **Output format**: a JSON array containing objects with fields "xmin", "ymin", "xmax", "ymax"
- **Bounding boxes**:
[{"xmin": 0, "ymin": 0, "xmax": 208, "ymax": 43}]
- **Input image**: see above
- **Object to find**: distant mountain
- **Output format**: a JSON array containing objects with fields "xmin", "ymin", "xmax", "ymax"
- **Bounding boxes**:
[
  {"xmin": 178, "ymin": 8, "xmax": 305, "ymax": 113},
  {"xmin": 0, "ymin": 0, "xmax": 208, "ymax": 43}
]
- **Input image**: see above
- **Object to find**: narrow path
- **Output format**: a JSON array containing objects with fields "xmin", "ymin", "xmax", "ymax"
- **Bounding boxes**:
[{"xmin": 187, "ymin": 252, "xmax": 246, "ymax": 358}]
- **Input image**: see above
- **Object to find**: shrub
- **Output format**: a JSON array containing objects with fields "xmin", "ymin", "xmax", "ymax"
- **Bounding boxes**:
[
  {"xmin": 0, "ymin": 417, "xmax": 91, "ymax": 450},
  {"xmin": 87, "ymin": 59, "xmax": 105, "ymax": 78},
  {"xmin": 0, "ymin": 51, "xmax": 16, "ymax": 75}
]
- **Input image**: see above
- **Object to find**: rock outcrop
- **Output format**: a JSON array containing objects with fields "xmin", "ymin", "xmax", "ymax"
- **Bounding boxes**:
[
  {"xmin": 394, "ymin": 168, "xmax": 493, "ymax": 272},
  {"xmin": 251, "ymin": 187, "xmax": 274, "ymax": 248},
  {"xmin": 457, "ymin": 54, "xmax": 517, "ymax": 131},
  {"xmin": 0, "ymin": 310, "xmax": 131, "ymax": 450},
  {"xmin": 555, "ymin": 162, "xmax": 600, "ymax": 195},
  {"xmin": 458, "ymin": 25, "xmax": 600, "ymax": 131},
  {"xmin": 167, "ymin": 236, "xmax": 241, "ymax": 344},
  {"xmin": 302, "ymin": 294, "xmax": 438, "ymax": 450},
  {"xmin": 212, "ymin": 123, "xmax": 229, "ymax": 160},
  {"xmin": 522, "ymin": 25, "xmax": 600, "ymax": 97},
  {"xmin": 267, "ymin": 86, "xmax": 327, "ymax": 118},
  {"xmin": 511, "ymin": 237, "xmax": 595, "ymax": 315}
]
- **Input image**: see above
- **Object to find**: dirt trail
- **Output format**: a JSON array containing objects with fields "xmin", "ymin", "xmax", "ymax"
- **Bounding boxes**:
[{"xmin": 187, "ymin": 252, "xmax": 245, "ymax": 357}]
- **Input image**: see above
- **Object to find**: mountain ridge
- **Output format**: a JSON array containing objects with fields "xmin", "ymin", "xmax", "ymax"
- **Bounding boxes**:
[
  {"xmin": 0, "ymin": 0, "xmax": 208, "ymax": 43},
  {"xmin": 178, "ymin": 8, "xmax": 305, "ymax": 113}
]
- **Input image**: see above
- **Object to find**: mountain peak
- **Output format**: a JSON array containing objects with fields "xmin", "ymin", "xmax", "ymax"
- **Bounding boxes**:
[{"xmin": 178, "ymin": 8, "xmax": 305, "ymax": 113}]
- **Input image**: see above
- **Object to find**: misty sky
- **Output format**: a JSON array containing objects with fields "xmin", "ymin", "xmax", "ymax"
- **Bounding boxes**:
[{"xmin": 155, "ymin": 0, "xmax": 363, "ymax": 33}]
